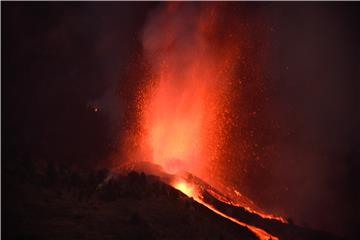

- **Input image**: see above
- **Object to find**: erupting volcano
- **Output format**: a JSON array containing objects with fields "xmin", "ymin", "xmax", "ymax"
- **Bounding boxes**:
[
  {"xmin": 136, "ymin": 3, "xmax": 236, "ymax": 178},
  {"xmin": 119, "ymin": 3, "xmax": 285, "ymax": 239},
  {"xmin": 4, "ymin": 2, "xmax": 356, "ymax": 240}
]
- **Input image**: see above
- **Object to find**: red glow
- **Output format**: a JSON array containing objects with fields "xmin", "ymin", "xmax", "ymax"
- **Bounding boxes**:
[
  {"xmin": 172, "ymin": 179, "xmax": 278, "ymax": 240},
  {"xmin": 119, "ymin": 3, "xmax": 285, "ymax": 236},
  {"xmin": 138, "ymin": 3, "xmax": 239, "ymax": 180},
  {"xmin": 173, "ymin": 180, "xmax": 195, "ymax": 198}
]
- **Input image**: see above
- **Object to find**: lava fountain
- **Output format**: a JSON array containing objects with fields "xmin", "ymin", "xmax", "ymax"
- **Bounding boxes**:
[
  {"xmin": 137, "ymin": 3, "xmax": 239, "ymax": 182},
  {"xmin": 122, "ymin": 2, "xmax": 283, "ymax": 239}
]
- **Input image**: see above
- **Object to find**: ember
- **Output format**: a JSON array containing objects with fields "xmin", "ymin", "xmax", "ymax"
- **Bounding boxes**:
[
  {"xmin": 4, "ymin": 2, "xmax": 356, "ymax": 240},
  {"xmin": 122, "ymin": 3, "xmax": 286, "ymax": 238},
  {"xmin": 136, "ymin": 3, "xmax": 238, "ymax": 179}
]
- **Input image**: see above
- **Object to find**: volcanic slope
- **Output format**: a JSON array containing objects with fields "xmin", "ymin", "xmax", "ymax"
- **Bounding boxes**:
[
  {"xmin": 4, "ymin": 164, "xmax": 344, "ymax": 240},
  {"xmin": 5, "ymin": 166, "xmax": 256, "ymax": 240}
]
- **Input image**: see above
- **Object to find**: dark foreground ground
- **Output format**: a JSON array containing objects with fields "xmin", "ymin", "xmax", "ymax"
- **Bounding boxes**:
[
  {"xmin": 3, "ymin": 160, "xmax": 344, "ymax": 240},
  {"xmin": 4, "ymin": 161, "xmax": 257, "ymax": 240}
]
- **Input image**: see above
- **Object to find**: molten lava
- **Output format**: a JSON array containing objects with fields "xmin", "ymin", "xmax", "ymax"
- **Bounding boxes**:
[
  {"xmin": 121, "ymin": 3, "xmax": 285, "ymax": 239},
  {"xmin": 172, "ymin": 179, "xmax": 278, "ymax": 240},
  {"xmin": 136, "ymin": 3, "xmax": 239, "ymax": 179},
  {"xmin": 174, "ymin": 181, "xmax": 195, "ymax": 198}
]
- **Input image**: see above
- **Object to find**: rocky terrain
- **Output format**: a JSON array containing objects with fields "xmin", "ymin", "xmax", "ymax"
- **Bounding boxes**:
[{"xmin": 4, "ymin": 160, "xmax": 344, "ymax": 240}]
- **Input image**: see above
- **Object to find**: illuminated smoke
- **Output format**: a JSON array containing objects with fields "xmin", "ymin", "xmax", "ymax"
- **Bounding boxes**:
[{"xmin": 136, "ymin": 3, "xmax": 241, "ymax": 183}]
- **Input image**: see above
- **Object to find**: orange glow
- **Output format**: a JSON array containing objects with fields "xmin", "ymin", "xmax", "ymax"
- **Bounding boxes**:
[
  {"xmin": 121, "ymin": 3, "xmax": 285, "ymax": 237},
  {"xmin": 198, "ymin": 201, "xmax": 279, "ymax": 240},
  {"xmin": 200, "ymin": 201, "xmax": 279, "ymax": 240},
  {"xmin": 171, "ymin": 179, "xmax": 278, "ymax": 240},
  {"xmin": 173, "ymin": 180, "xmax": 196, "ymax": 198},
  {"xmin": 137, "ymin": 3, "xmax": 239, "ymax": 179}
]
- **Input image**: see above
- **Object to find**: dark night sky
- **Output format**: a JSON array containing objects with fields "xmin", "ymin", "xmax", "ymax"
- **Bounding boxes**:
[
  {"xmin": 259, "ymin": 3, "xmax": 360, "ymax": 238},
  {"xmin": 3, "ymin": 2, "xmax": 157, "ymax": 166},
  {"xmin": 2, "ymin": 2, "xmax": 359, "ymax": 239}
]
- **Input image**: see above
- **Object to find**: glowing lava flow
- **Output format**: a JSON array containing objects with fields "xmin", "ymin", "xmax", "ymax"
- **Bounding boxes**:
[
  {"xmin": 208, "ymin": 188, "xmax": 286, "ymax": 223},
  {"xmin": 200, "ymin": 202, "xmax": 279, "ymax": 240},
  {"xmin": 173, "ymin": 180, "xmax": 278, "ymax": 240},
  {"xmin": 174, "ymin": 181, "xmax": 195, "ymax": 197},
  {"xmin": 125, "ymin": 3, "xmax": 284, "ymax": 239}
]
